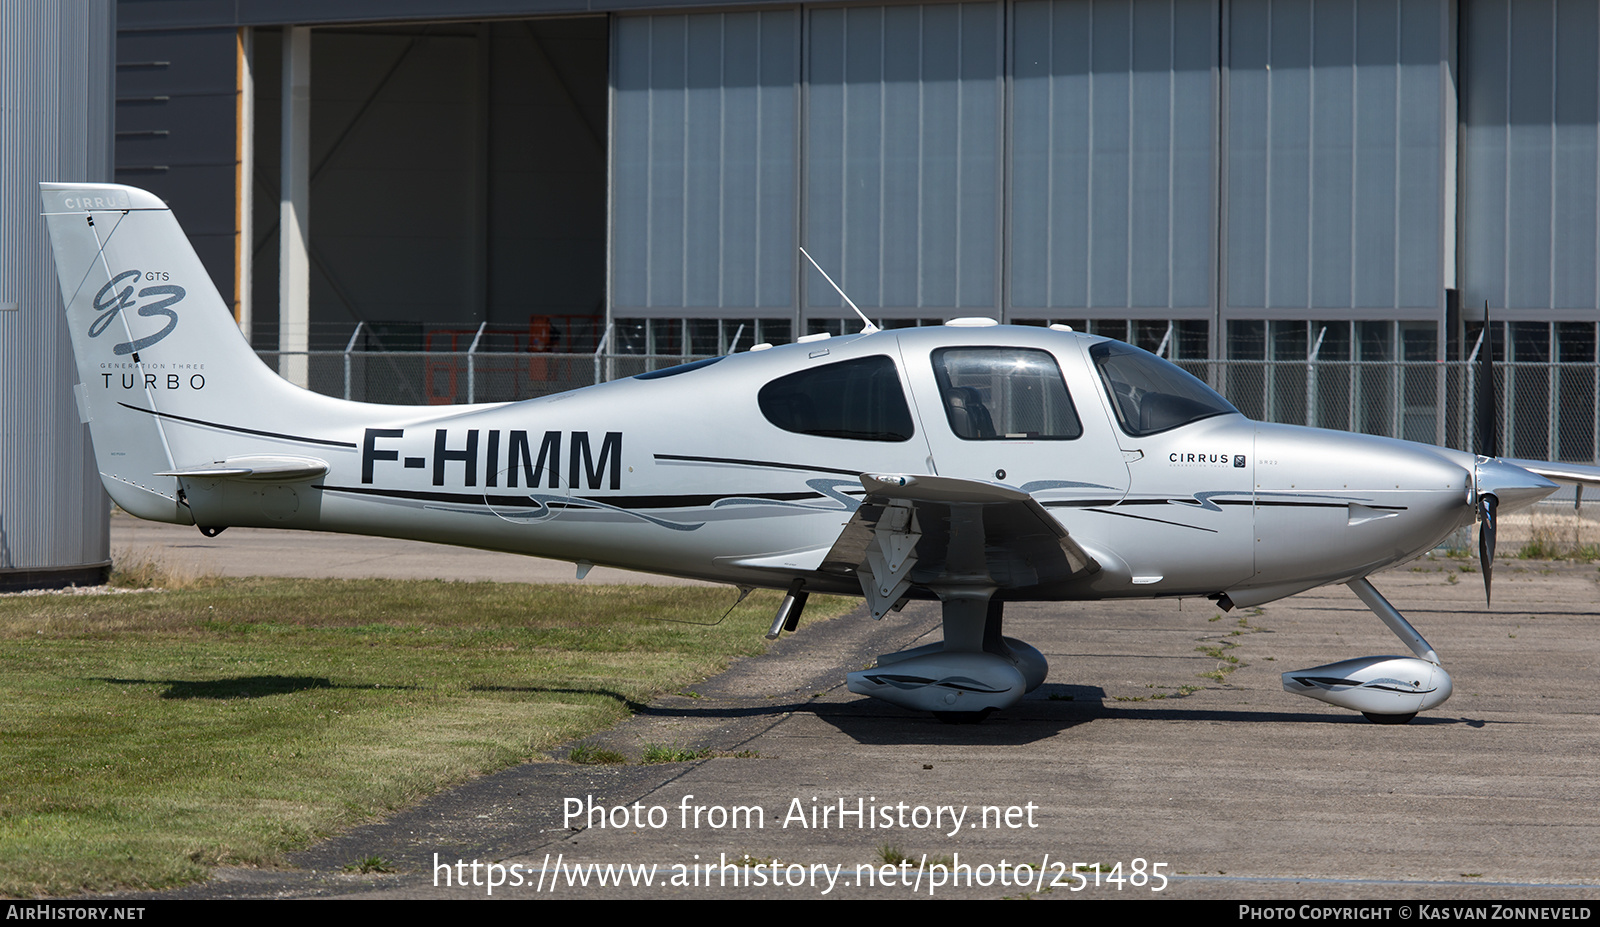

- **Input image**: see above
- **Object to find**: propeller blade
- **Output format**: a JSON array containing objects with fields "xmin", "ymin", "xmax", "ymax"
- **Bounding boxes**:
[{"xmin": 1478, "ymin": 493, "xmax": 1497, "ymax": 605}]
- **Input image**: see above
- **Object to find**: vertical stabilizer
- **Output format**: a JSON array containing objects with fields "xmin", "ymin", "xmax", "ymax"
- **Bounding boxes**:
[{"xmin": 38, "ymin": 183, "xmax": 333, "ymax": 522}]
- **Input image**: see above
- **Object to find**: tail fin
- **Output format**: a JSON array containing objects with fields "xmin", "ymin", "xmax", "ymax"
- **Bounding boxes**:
[{"xmin": 39, "ymin": 182, "xmax": 346, "ymax": 523}]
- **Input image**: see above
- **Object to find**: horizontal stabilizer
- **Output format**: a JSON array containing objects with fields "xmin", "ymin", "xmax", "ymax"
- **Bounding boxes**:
[{"xmin": 157, "ymin": 456, "xmax": 329, "ymax": 482}]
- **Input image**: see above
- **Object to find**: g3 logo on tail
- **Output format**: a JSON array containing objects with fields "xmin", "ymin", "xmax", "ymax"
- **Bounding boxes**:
[{"xmin": 90, "ymin": 269, "xmax": 184, "ymax": 355}]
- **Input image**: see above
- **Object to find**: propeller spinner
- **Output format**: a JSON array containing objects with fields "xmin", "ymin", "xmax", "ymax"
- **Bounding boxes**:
[{"xmin": 1472, "ymin": 458, "xmax": 1559, "ymax": 605}]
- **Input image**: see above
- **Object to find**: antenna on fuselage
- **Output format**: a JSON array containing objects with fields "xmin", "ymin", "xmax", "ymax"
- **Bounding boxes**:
[{"xmin": 799, "ymin": 247, "xmax": 879, "ymax": 335}]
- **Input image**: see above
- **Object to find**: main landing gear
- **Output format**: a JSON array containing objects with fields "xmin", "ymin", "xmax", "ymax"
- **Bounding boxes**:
[
  {"xmin": 820, "ymin": 500, "xmax": 1049, "ymax": 721},
  {"xmin": 845, "ymin": 591, "xmax": 1046, "ymax": 721},
  {"xmin": 765, "ymin": 570, "xmax": 1044, "ymax": 723}
]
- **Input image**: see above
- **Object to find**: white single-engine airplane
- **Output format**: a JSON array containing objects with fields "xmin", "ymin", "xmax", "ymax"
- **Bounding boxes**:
[{"xmin": 40, "ymin": 182, "xmax": 1599, "ymax": 723}]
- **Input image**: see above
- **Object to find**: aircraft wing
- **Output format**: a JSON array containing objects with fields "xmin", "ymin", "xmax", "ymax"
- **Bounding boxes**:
[{"xmin": 818, "ymin": 473, "xmax": 1100, "ymax": 618}]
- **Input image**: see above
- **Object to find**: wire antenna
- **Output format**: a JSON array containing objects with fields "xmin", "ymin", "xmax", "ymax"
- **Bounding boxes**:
[{"xmin": 800, "ymin": 247, "xmax": 878, "ymax": 334}]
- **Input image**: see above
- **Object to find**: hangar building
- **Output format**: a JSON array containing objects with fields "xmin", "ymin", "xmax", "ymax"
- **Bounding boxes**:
[{"xmin": 114, "ymin": 0, "xmax": 1600, "ymax": 453}]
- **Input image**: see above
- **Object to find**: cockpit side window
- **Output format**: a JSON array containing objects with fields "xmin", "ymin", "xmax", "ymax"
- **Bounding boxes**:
[
  {"xmin": 758, "ymin": 355, "xmax": 915, "ymax": 441},
  {"xmin": 931, "ymin": 347, "xmax": 1083, "ymax": 440},
  {"xmin": 1090, "ymin": 341, "xmax": 1238, "ymax": 437}
]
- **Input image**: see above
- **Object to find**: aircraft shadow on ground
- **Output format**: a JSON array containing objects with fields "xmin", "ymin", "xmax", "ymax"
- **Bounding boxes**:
[
  {"xmin": 469, "ymin": 683, "xmax": 650, "ymax": 713},
  {"xmin": 90, "ymin": 674, "xmax": 386, "ymax": 699},
  {"xmin": 1312, "ymin": 602, "xmax": 1594, "ymax": 618},
  {"xmin": 807, "ymin": 684, "xmax": 1504, "ymax": 744}
]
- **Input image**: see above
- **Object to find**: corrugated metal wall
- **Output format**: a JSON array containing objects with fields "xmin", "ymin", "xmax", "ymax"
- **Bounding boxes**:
[
  {"xmin": 1225, "ymin": 0, "xmax": 1448, "ymax": 317},
  {"xmin": 805, "ymin": 2, "xmax": 1004, "ymax": 314},
  {"xmin": 609, "ymin": 0, "xmax": 1452, "ymax": 329},
  {"xmin": 114, "ymin": 27, "xmax": 240, "ymax": 318},
  {"xmin": 0, "ymin": 0, "xmax": 115, "ymax": 588},
  {"xmin": 1010, "ymin": 0, "xmax": 1217, "ymax": 315},
  {"xmin": 1461, "ymin": 0, "xmax": 1600, "ymax": 317},
  {"xmin": 612, "ymin": 11, "xmax": 800, "ymax": 317}
]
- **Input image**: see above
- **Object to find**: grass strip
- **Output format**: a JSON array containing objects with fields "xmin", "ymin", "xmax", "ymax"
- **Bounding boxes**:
[{"xmin": 0, "ymin": 577, "xmax": 851, "ymax": 897}]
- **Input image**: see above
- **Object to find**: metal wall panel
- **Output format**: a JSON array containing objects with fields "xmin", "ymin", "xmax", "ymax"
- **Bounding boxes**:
[
  {"xmin": 1225, "ymin": 0, "xmax": 1446, "ymax": 316},
  {"xmin": 119, "ymin": 0, "xmax": 813, "ymax": 31},
  {"xmin": 612, "ymin": 11, "xmax": 799, "ymax": 316},
  {"xmin": 805, "ymin": 2, "xmax": 1003, "ymax": 315},
  {"xmin": 114, "ymin": 27, "xmax": 239, "ymax": 314},
  {"xmin": 125, "ymin": 0, "xmax": 1600, "ymax": 365},
  {"xmin": 0, "ymin": 0, "xmax": 114, "ymax": 587},
  {"xmin": 1462, "ymin": 0, "xmax": 1600, "ymax": 317},
  {"xmin": 1009, "ymin": 0, "xmax": 1217, "ymax": 316}
]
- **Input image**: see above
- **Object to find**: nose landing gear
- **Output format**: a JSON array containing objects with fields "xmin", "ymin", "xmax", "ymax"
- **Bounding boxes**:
[{"xmin": 1281, "ymin": 578, "xmax": 1452, "ymax": 723}]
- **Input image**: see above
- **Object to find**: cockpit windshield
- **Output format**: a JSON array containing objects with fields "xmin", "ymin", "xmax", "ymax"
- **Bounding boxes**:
[{"xmin": 1090, "ymin": 341, "xmax": 1238, "ymax": 437}]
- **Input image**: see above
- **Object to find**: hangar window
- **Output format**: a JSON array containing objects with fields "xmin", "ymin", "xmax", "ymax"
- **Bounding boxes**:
[
  {"xmin": 758, "ymin": 356, "xmax": 914, "ymax": 441},
  {"xmin": 1091, "ymin": 341, "xmax": 1237, "ymax": 437},
  {"xmin": 931, "ymin": 348, "xmax": 1082, "ymax": 440}
]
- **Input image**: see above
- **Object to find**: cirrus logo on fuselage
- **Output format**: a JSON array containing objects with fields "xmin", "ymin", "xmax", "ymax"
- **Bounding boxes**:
[
  {"xmin": 89, "ymin": 269, "xmax": 185, "ymax": 355},
  {"xmin": 1168, "ymin": 451, "xmax": 1248, "ymax": 468}
]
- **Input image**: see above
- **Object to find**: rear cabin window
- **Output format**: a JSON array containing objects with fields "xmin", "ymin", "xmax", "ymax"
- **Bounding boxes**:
[
  {"xmin": 931, "ymin": 347, "xmax": 1083, "ymax": 440},
  {"xmin": 758, "ymin": 355, "xmax": 915, "ymax": 442}
]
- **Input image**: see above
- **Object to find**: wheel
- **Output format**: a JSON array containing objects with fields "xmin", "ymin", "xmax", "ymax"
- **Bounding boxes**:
[
  {"xmin": 1361, "ymin": 711, "xmax": 1417, "ymax": 725},
  {"xmin": 933, "ymin": 708, "xmax": 994, "ymax": 725}
]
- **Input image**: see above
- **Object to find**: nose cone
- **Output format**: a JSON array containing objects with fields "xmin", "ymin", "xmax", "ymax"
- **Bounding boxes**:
[{"xmin": 1475, "ymin": 458, "xmax": 1559, "ymax": 513}]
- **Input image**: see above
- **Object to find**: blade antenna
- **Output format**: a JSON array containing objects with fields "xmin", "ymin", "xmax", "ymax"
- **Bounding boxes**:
[{"xmin": 800, "ymin": 247, "xmax": 879, "ymax": 334}]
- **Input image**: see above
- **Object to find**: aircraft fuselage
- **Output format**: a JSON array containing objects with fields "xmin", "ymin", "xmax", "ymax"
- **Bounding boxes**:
[{"xmin": 155, "ymin": 325, "xmax": 1476, "ymax": 606}]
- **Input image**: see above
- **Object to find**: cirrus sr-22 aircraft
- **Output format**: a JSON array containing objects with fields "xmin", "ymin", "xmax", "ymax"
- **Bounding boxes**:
[{"xmin": 40, "ymin": 181, "xmax": 1600, "ymax": 724}]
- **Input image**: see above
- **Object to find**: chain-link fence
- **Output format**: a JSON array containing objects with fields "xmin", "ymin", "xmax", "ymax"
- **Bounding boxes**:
[
  {"xmin": 1183, "ymin": 358, "xmax": 1600, "ymax": 555},
  {"xmin": 260, "ymin": 349, "xmax": 1600, "ymax": 465},
  {"xmin": 1184, "ymin": 359, "xmax": 1451, "ymax": 447},
  {"xmin": 1183, "ymin": 359, "xmax": 1599, "ymax": 463},
  {"xmin": 256, "ymin": 351, "xmax": 701, "ymax": 406}
]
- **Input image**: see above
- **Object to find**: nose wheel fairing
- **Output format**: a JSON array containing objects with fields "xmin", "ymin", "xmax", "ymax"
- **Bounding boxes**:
[
  {"xmin": 1282, "ymin": 655, "xmax": 1452, "ymax": 717},
  {"xmin": 1281, "ymin": 578, "xmax": 1452, "ymax": 722}
]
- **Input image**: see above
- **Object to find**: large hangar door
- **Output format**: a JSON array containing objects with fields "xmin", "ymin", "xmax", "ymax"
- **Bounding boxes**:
[
  {"xmin": 486, "ymin": 20, "xmax": 608, "ymax": 338},
  {"xmin": 252, "ymin": 20, "xmax": 608, "ymax": 364}
]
